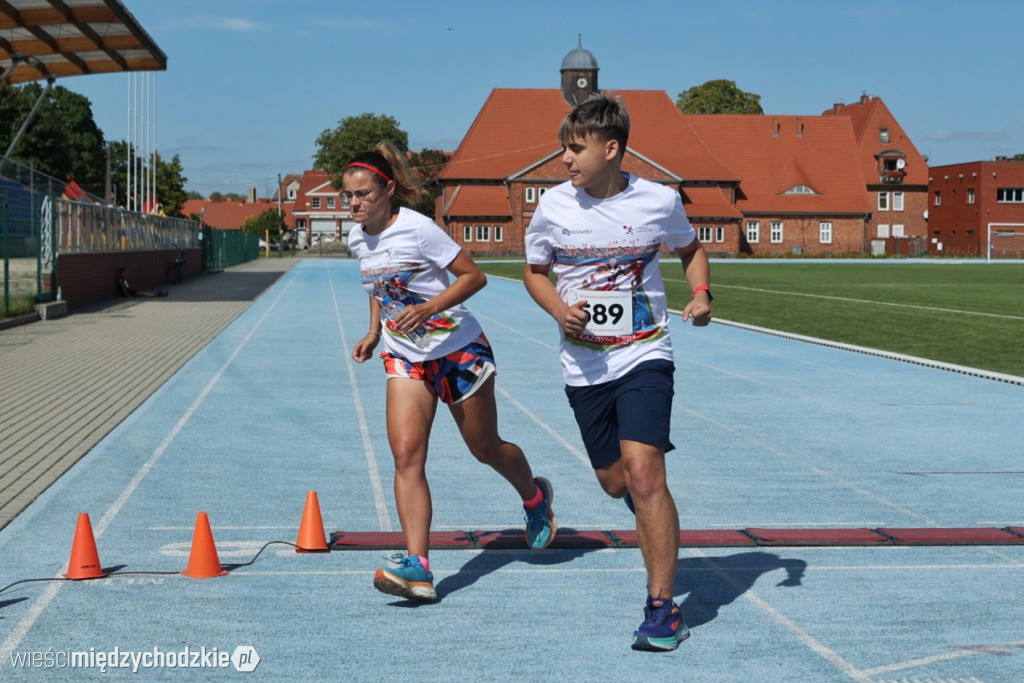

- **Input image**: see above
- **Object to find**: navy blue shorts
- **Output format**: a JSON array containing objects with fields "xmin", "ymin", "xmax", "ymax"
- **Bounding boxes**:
[{"xmin": 564, "ymin": 359, "xmax": 676, "ymax": 470}]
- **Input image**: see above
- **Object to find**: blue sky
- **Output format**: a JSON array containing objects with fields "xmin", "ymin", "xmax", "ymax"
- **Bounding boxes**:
[{"xmin": 61, "ymin": 0, "xmax": 1024, "ymax": 197}]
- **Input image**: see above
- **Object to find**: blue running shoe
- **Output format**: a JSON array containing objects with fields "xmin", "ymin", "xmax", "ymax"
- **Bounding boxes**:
[
  {"xmin": 524, "ymin": 477, "xmax": 556, "ymax": 549},
  {"xmin": 631, "ymin": 596, "xmax": 690, "ymax": 651},
  {"xmin": 373, "ymin": 554, "xmax": 436, "ymax": 601}
]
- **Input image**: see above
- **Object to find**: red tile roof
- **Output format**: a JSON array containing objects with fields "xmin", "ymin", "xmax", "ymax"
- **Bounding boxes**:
[
  {"xmin": 293, "ymin": 170, "xmax": 338, "ymax": 213},
  {"xmin": 681, "ymin": 187, "xmax": 744, "ymax": 220},
  {"xmin": 444, "ymin": 185, "xmax": 511, "ymax": 218},
  {"xmin": 683, "ymin": 115, "xmax": 872, "ymax": 215},
  {"xmin": 440, "ymin": 89, "xmax": 735, "ymax": 182},
  {"xmin": 823, "ymin": 96, "xmax": 928, "ymax": 186},
  {"xmin": 182, "ymin": 198, "xmax": 293, "ymax": 231}
]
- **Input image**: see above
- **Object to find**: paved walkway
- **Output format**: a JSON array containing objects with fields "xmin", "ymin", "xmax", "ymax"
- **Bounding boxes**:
[{"xmin": 0, "ymin": 256, "xmax": 301, "ymax": 529}]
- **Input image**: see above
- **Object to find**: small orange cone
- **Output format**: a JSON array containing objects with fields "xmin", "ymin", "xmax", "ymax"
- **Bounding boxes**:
[
  {"xmin": 295, "ymin": 490, "xmax": 329, "ymax": 552},
  {"xmin": 64, "ymin": 512, "xmax": 106, "ymax": 580},
  {"xmin": 181, "ymin": 512, "xmax": 229, "ymax": 579}
]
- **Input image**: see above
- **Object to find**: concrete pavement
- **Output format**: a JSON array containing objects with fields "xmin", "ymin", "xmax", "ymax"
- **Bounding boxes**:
[{"xmin": 0, "ymin": 256, "xmax": 301, "ymax": 529}]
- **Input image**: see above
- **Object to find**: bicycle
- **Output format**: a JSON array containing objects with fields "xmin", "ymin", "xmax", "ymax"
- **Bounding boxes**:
[{"xmin": 167, "ymin": 250, "xmax": 187, "ymax": 284}]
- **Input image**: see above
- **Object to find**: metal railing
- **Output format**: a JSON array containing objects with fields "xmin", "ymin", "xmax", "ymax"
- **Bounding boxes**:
[
  {"xmin": 2, "ymin": 155, "xmax": 200, "ymax": 315},
  {"xmin": 50, "ymin": 197, "xmax": 197, "ymax": 254}
]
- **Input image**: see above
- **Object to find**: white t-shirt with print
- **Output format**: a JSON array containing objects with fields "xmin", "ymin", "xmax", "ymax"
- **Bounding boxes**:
[
  {"xmin": 348, "ymin": 207, "xmax": 482, "ymax": 361},
  {"xmin": 524, "ymin": 174, "xmax": 696, "ymax": 386}
]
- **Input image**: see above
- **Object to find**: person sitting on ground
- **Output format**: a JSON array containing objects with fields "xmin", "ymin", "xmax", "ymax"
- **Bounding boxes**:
[{"xmin": 116, "ymin": 267, "xmax": 167, "ymax": 298}]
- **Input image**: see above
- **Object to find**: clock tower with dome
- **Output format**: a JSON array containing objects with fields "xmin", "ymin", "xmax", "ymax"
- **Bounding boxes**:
[{"xmin": 560, "ymin": 37, "xmax": 598, "ymax": 106}]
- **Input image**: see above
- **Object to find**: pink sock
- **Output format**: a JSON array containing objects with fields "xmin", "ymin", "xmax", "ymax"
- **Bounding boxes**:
[
  {"xmin": 415, "ymin": 555, "xmax": 430, "ymax": 573},
  {"xmin": 523, "ymin": 484, "xmax": 544, "ymax": 509}
]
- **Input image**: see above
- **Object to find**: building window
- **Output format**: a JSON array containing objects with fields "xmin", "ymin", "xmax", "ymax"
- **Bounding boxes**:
[
  {"xmin": 288, "ymin": 188, "xmax": 297, "ymax": 200},
  {"xmin": 311, "ymin": 197, "xmax": 321, "ymax": 209},
  {"xmin": 525, "ymin": 187, "xmax": 536, "ymax": 203},
  {"xmin": 893, "ymin": 191, "xmax": 904, "ymax": 211},
  {"xmin": 968, "ymin": 188, "xmax": 975, "ymax": 204},
  {"xmin": 893, "ymin": 224, "xmax": 905, "ymax": 237},
  {"xmin": 746, "ymin": 221, "xmax": 759, "ymax": 243},
  {"xmin": 877, "ymin": 224, "xmax": 890, "ymax": 238},
  {"xmin": 494, "ymin": 225, "xmax": 504, "ymax": 242},
  {"xmin": 697, "ymin": 226, "xmax": 712, "ymax": 242},
  {"xmin": 538, "ymin": 187, "xmax": 548, "ymax": 197},
  {"xmin": 878, "ymin": 192, "xmax": 889, "ymax": 211},
  {"xmin": 327, "ymin": 197, "xmax": 336, "ymax": 209},
  {"xmin": 819, "ymin": 221, "xmax": 833, "ymax": 244},
  {"xmin": 784, "ymin": 185, "xmax": 816, "ymax": 195},
  {"xmin": 934, "ymin": 191, "xmax": 941, "ymax": 206},
  {"xmin": 341, "ymin": 195, "xmax": 350, "ymax": 209},
  {"xmin": 463, "ymin": 225, "xmax": 473, "ymax": 242},
  {"xmin": 997, "ymin": 188, "xmax": 1024, "ymax": 203},
  {"xmin": 715, "ymin": 226, "xmax": 725, "ymax": 243},
  {"xmin": 770, "ymin": 221, "xmax": 784, "ymax": 243},
  {"xmin": 879, "ymin": 128, "xmax": 890, "ymax": 143},
  {"xmin": 476, "ymin": 225, "xmax": 491, "ymax": 242}
]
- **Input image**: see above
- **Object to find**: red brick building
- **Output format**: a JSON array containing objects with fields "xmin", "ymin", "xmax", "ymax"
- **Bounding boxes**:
[
  {"xmin": 824, "ymin": 95, "xmax": 930, "ymax": 256},
  {"xmin": 927, "ymin": 158, "xmax": 1024, "ymax": 257},
  {"xmin": 437, "ymin": 42, "xmax": 929, "ymax": 258}
]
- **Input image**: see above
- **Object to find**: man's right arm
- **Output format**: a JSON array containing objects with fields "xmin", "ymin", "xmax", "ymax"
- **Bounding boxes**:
[{"xmin": 523, "ymin": 263, "xmax": 589, "ymax": 335}]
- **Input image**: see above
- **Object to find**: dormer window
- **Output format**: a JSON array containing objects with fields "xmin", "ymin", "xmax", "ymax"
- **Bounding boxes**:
[{"xmin": 783, "ymin": 185, "xmax": 817, "ymax": 195}]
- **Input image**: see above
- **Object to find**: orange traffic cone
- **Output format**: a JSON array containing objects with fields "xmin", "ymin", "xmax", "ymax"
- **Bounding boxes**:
[
  {"xmin": 181, "ymin": 512, "xmax": 229, "ymax": 579},
  {"xmin": 295, "ymin": 490, "xmax": 329, "ymax": 553},
  {"xmin": 64, "ymin": 512, "xmax": 106, "ymax": 580}
]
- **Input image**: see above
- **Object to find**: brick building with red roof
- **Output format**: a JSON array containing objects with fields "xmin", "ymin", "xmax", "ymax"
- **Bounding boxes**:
[{"xmin": 437, "ymin": 42, "xmax": 929, "ymax": 258}]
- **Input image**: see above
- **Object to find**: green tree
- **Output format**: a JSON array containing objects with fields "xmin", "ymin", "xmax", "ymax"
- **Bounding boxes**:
[
  {"xmin": 676, "ymin": 79, "xmax": 763, "ymax": 115},
  {"xmin": 0, "ymin": 83, "xmax": 106, "ymax": 188},
  {"xmin": 241, "ymin": 208, "xmax": 284, "ymax": 238},
  {"xmin": 408, "ymin": 148, "xmax": 450, "ymax": 217},
  {"xmin": 106, "ymin": 140, "xmax": 189, "ymax": 217},
  {"xmin": 313, "ymin": 113, "xmax": 408, "ymax": 186}
]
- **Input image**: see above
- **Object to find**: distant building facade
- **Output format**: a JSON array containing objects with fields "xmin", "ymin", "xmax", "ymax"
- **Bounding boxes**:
[
  {"xmin": 927, "ymin": 158, "xmax": 1024, "ymax": 257},
  {"xmin": 436, "ymin": 42, "xmax": 931, "ymax": 258}
]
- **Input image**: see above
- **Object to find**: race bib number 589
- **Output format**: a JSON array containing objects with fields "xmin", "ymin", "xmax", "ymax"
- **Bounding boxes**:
[{"xmin": 567, "ymin": 289, "xmax": 632, "ymax": 336}]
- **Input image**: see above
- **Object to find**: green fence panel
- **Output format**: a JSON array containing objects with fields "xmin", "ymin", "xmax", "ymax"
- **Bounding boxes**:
[{"xmin": 202, "ymin": 227, "xmax": 259, "ymax": 271}]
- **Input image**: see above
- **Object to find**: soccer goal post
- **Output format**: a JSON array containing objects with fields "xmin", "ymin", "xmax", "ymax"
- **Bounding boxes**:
[{"xmin": 987, "ymin": 223, "xmax": 1024, "ymax": 263}]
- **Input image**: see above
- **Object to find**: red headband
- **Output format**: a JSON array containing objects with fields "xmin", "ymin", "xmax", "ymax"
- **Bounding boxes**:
[{"xmin": 346, "ymin": 162, "xmax": 392, "ymax": 183}]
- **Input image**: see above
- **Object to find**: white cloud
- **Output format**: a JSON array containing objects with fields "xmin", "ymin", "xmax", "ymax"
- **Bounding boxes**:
[
  {"xmin": 927, "ymin": 129, "xmax": 1010, "ymax": 142},
  {"xmin": 170, "ymin": 15, "xmax": 266, "ymax": 32}
]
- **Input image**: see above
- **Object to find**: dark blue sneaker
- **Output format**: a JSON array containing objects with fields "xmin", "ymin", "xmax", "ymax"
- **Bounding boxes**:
[
  {"xmin": 524, "ymin": 477, "xmax": 556, "ymax": 549},
  {"xmin": 373, "ymin": 554, "xmax": 436, "ymax": 601},
  {"xmin": 631, "ymin": 596, "xmax": 689, "ymax": 651}
]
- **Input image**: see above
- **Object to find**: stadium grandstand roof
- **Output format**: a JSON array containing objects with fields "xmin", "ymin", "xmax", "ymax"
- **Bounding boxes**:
[{"xmin": 0, "ymin": 0, "xmax": 165, "ymax": 85}]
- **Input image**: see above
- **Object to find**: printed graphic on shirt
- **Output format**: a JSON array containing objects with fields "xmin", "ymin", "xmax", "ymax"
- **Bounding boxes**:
[
  {"xmin": 553, "ymin": 242, "xmax": 663, "ymax": 351},
  {"xmin": 360, "ymin": 262, "xmax": 457, "ymax": 340}
]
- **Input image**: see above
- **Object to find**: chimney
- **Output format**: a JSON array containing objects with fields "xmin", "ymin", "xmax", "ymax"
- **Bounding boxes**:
[
  {"xmin": 860, "ymin": 94, "xmax": 870, "ymax": 104},
  {"xmin": 832, "ymin": 103, "xmax": 843, "ymax": 115},
  {"xmin": 246, "ymin": 188, "xmax": 256, "ymax": 204}
]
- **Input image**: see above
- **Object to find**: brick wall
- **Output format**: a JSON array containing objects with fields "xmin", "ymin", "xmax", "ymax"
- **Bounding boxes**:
[{"xmin": 56, "ymin": 248, "xmax": 201, "ymax": 310}]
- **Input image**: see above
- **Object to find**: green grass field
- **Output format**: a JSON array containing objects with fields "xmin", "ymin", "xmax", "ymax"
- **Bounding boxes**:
[{"xmin": 478, "ymin": 261, "xmax": 1024, "ymax": 378}]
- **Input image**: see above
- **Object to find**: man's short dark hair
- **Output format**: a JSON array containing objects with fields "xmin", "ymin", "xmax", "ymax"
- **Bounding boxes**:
[{"xmin": 558, "ymin": 92, "xmax": 630, "ymax": 156}]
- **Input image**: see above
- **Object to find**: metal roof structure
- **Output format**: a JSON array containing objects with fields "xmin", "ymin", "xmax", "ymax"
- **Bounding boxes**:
[{"xmin": 0, "ymin": 0, "xmax": 165, "ymax": 85}]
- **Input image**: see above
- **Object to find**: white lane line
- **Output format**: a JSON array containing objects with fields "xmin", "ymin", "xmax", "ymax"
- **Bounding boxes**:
[
  {"xmin": 328, "ymin": 266, "xmax": 392, "ymax": 532},
  {"xmin": 684, "ymin": 547, "xmax": 872, "ymax": 682},
  {"xmin": 0, "ymin": 273, "xmax": 295, "ymax": 669},
  {"xmin": 862, "ymin": 641, "xmax": 1024, "ymax": 677},
  {"xmin": 662, "ymin": 278, "xmax": 1024, "ymax": 322},
  {"xmin": 494, "ymin": 384, "xmax": 591, "ymax": 468}
]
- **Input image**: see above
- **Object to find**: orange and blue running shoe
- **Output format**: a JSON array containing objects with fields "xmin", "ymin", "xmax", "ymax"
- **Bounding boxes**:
[
  {"xmin": 373, "ymin": 554, "xmax": 436, "ymax": 601},
  {"xmin": 631, "ymin": 595, "xmax": 690, "ymax": 651},
  {"xmin": 524, "ymin": 477, "xmax": 556, "ymax": 549}
]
